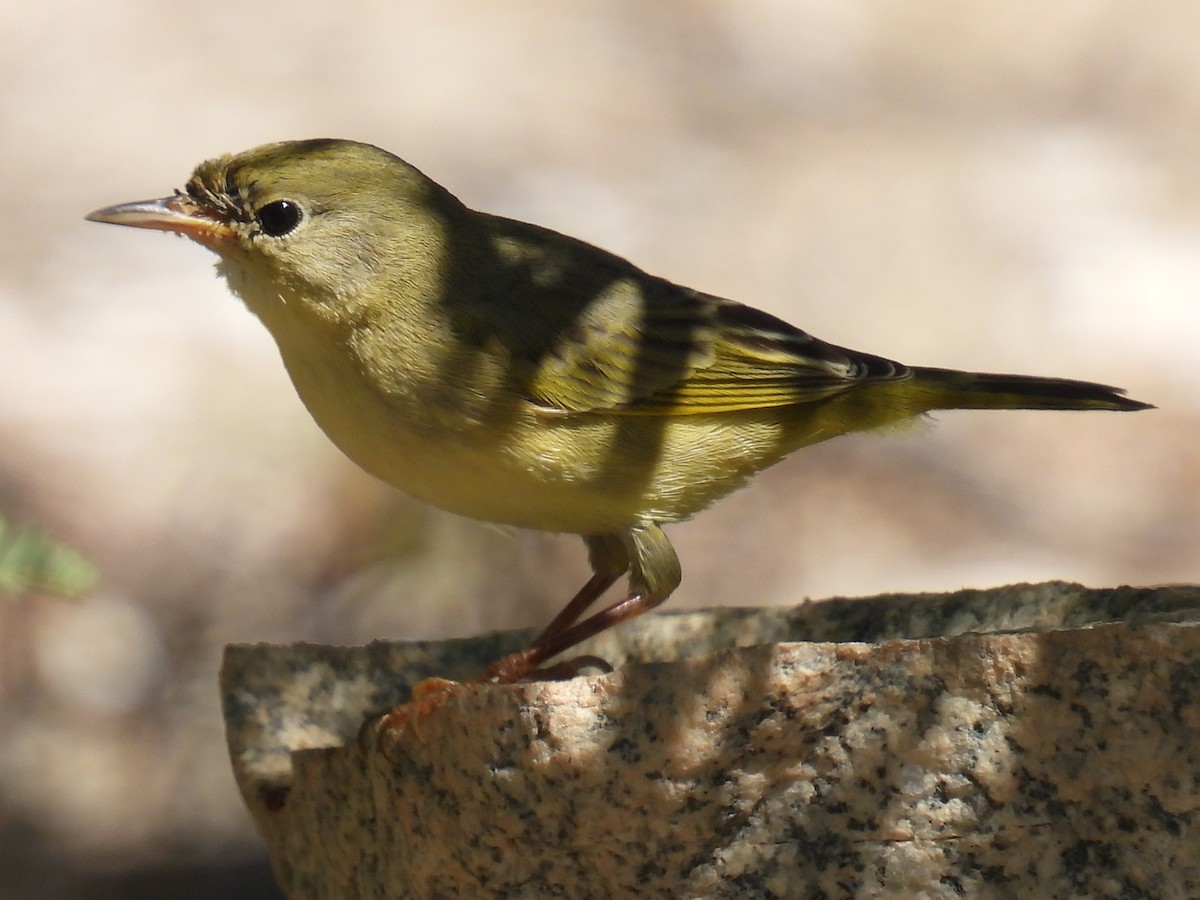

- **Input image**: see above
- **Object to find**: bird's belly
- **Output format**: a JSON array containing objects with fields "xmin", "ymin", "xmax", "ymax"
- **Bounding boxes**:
[
  {"xmin": 287, "ymin": 355, "xmax": 791, "ymax": 534},
  {"xmin": 321, "ymin": 413, "xmax": 655, "ymax": 534},
  {"xmin": 270, "ymin": 313, "xmax": 809, "ymax": 534},
  {"xmin": 281, "ymin": 357, "xmax": 631, "ymax": 532}
]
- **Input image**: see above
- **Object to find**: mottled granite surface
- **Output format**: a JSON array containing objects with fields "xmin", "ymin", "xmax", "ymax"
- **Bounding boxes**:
[{"xmin": 221, "ymin": 582, "xmax": 1200, "ymax": 898}]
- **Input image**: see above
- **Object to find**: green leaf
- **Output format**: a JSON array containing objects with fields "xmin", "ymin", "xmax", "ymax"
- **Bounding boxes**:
[{"xmin": 0, "ymin": 514, "xmax": 98, "ymax": 600}]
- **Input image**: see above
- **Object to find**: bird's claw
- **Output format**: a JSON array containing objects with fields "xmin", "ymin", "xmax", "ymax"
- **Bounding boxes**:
[{"xmin": 365, "ymin": 677, "xmax": 464, "ymax": 757}]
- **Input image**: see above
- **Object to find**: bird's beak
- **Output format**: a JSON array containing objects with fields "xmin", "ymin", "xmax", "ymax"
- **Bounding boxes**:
[{"xmin": 86, "ymin": 194, "xmax": 234, "ymax": 249}]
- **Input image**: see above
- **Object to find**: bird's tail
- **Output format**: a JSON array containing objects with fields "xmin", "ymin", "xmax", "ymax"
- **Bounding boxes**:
[{"xmin": 910, "ymin": 367, "xmax": 1153, "ymax": 413}]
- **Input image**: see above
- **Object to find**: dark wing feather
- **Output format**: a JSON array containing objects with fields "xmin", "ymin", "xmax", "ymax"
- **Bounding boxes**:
[
  {"xmin": 524, "ymin": 284, "xmax": 910, "ymax": 416},
  {"xmin": 477, "ymin": 215, "xmax": 909, "ymax": 416}
]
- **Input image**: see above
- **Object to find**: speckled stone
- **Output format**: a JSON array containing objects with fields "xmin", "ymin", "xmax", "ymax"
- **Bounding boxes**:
[{"xmin": 221, "ymin": 582, "xmax": 1200, "ymax": 899}]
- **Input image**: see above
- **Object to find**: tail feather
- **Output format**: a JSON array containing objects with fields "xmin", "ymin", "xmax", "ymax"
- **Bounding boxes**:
[{"xmin": 911, "ymin": 367, "xmax": 1153, "ymax": 413}]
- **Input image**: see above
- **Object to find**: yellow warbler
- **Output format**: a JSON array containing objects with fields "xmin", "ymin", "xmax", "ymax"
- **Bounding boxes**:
[{"xmin": 87, "ymin": 139, "xmax": 1150, "ymax": 685}]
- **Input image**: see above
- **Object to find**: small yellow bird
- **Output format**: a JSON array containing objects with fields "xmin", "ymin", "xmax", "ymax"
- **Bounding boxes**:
[{"xmin": 88, "ymin": 139, "xmax": 1150, "ymax": 685}]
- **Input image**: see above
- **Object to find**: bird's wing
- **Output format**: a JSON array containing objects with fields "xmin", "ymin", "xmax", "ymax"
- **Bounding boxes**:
[{"xmin": 522, "ymin": 281, "xmax": 911, "ymax": 416}]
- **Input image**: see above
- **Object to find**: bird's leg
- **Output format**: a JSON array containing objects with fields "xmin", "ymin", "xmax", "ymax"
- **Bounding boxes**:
[
  {"xmin": 478, "ymin": 574, "xmax": 616, "ymax": 684},
  {"xmin": 538, "ymin": 534, "xmax": 632, "ymax": 640},
  {"xmin": 481, "ymin": 533, "xmax": 629, "ymax": 684},
  {"xmin": 372, "ymin": 526, "xmax": 680, "ymax": 746},
  {"xmin": 483, "ymin": 524, "xmax": 681, "ymax": 683},
  {"xmin": 370, "ymin": 534, "xmax": 629, "ymax": 744}
]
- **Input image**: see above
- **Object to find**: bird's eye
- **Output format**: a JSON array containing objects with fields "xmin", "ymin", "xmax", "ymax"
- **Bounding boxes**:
[{"xmin": 255, "ymin": 200, "xmax": 303, "ymax": 237}]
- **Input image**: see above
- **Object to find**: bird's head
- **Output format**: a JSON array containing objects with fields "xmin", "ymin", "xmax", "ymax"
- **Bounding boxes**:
[{"xmin": 87, "ymin": 139, "xmax": 461, "ymax": 324}]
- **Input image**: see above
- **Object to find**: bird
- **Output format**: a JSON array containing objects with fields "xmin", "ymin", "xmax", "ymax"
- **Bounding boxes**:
[{"xmin": 87, "ymin": 138, "xmax": 1151, "ymax": 691}]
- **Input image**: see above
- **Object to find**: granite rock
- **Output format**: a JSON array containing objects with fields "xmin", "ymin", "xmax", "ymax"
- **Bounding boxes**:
[{"xmin": 221, "ymin": 582, "xmax": 1200, "ymax": 898}]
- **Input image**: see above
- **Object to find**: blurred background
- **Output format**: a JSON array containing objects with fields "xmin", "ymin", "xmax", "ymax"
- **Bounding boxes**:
[{"xmin": 1, "ymin": 2, "xmax": 1197, "ymax": 897}]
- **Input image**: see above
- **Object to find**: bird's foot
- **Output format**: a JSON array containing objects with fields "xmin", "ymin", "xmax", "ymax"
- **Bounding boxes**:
[
  {"xmin": 482, "ymin": 649, "xmax": 612, "ymax": 684},
  {"xmin": 364, "ymin": 677, "xmax": 463, "ymax": 754},
  {"xmin": 528, "ymin": 654, "xmax": 613, "ymax": 681}
]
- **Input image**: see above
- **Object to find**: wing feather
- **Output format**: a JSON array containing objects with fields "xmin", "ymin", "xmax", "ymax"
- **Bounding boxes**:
[
  {"xmin": 478, "ymin": 215, "xmax": 909, "ymax": 417},
  {"xmin": 525, "ymin": 286, "xmax": 910, "ymax": 416}
]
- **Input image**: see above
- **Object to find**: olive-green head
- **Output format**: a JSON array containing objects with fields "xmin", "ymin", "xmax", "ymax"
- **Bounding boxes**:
[{"xmin": 86, "ymin": 139, "xmax": 462, "ymax": 320}]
